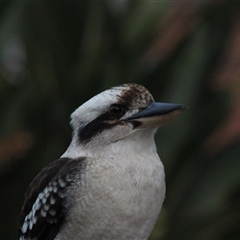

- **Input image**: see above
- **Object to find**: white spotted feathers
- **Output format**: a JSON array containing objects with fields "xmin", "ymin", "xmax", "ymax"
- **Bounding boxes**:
[{"xmin": 19, "ymin": 158, "xmax": 86, "ymax": 240}]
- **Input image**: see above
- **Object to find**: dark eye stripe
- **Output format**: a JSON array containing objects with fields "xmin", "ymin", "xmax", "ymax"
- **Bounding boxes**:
[{"xmin": 78, "ymin": 111, "xmax": 119, "ymax": 143}]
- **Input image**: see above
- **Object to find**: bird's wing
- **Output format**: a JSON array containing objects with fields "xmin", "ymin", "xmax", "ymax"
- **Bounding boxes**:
[{"xmin": 19, "ymin": 157, "xmax": 86, "ymax": 240}]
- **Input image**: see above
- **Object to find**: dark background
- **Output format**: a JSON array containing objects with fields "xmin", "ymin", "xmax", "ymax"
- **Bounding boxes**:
[{"xmin": 1, "ymin": 1, "xmax": 240, "ymax": 239}]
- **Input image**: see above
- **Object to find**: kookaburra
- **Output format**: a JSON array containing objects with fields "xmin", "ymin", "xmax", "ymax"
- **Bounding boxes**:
[{"xmin": 19, "ymin": 83, "xmax": 186, "ymax": 240}]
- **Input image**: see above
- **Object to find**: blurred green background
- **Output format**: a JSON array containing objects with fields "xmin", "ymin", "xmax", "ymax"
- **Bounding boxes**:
[{"xmin": 1, "ymin": 1, "xmax": 240, "ymax": 239}]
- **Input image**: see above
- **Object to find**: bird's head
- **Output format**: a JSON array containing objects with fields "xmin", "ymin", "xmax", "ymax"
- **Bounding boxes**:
[{"xmin": 70, "ymin": 83, "xmax": 187, "ymax": 150}]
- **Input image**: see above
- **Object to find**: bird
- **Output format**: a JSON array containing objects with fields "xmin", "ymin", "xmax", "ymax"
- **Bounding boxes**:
[{"xmin": 19, "ymin": 83, "xmax": 187, "ymax": 240}]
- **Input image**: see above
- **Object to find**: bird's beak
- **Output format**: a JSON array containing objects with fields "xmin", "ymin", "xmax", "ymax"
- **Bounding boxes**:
[{"xmin": 125, "ymin": 102, "xmax": 187, "ymax": 128}]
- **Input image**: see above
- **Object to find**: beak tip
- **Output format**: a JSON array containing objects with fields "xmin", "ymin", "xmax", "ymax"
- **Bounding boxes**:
[{"xmin": 180, "ymin": 105, "xmax": 188, "ymax": 110}]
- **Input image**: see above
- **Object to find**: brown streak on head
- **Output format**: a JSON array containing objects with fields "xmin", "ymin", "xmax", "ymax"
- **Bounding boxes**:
[{"xmin": 116, "ymin": 83, "xmax": 154, "ymax": 109}]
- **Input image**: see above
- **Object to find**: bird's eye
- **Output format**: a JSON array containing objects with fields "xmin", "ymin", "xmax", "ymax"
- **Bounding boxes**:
[{"xmin": 109, "ymin": 104, "xmax": 126, "ymax": 118}]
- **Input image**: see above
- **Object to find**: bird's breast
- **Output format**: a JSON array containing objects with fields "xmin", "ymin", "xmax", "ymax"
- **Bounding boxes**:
[{"xmin": 58, "ymin": 149, "xmax": 165, "ymax": 240}]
